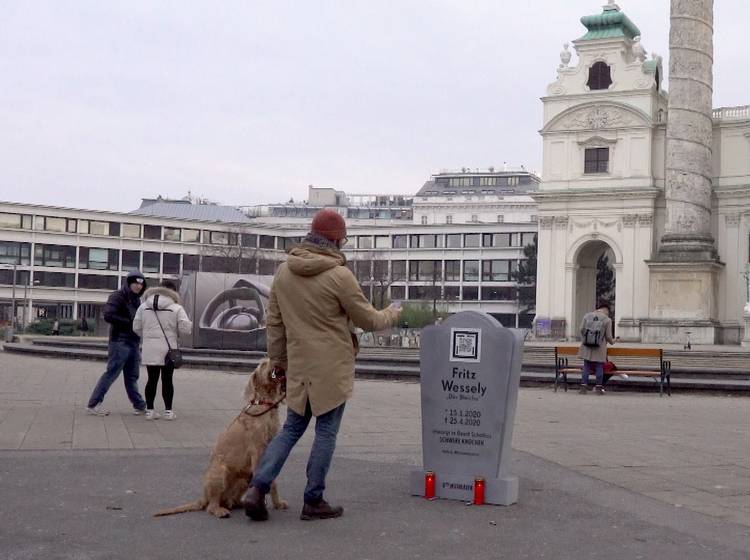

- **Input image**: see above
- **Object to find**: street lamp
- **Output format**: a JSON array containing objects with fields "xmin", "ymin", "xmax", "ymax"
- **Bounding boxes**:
[
  {"xmin": 23, "ymin": 278, "xmax": 41, "ymax": 329},
  {"xmin": 0, "ymin": 264, "xmax": 18, "ymax": 339}
]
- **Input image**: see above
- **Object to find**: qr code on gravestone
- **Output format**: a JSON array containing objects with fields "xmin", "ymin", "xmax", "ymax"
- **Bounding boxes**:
[{"xmin": 450, "ymin": 329, "xmax": 480, "ymax": 362}]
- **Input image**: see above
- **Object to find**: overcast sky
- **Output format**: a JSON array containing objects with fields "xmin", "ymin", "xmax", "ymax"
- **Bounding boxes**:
[{"xmin": 1, "ymin": 1, "xmax": 746, "ymax": 212}]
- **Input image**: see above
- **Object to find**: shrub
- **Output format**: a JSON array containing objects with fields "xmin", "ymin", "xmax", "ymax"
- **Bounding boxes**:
[{"xmin": 399, "ymin": 303, "xmax": 450, "ymax": 329}]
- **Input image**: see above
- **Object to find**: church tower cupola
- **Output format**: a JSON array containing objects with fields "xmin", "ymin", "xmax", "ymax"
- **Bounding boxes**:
[{"xmin": 547, "ymin": 1, "xmax": 663, "ymax": 97}]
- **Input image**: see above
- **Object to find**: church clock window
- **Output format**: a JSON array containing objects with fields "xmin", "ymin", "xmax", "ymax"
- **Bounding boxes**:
[
  {"xmin": 587, "ymin": 61, "xmax": 612, "ymax": 91},
  {"xmin": 584, "ymin": 148, "xmax": 609, "ymax": 174}
]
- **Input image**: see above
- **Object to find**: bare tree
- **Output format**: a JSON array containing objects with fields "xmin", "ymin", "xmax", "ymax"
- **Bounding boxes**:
[
  {"xmin": 346, "ymin": 251, "xmax": 396, "ymax": 309},
  {"xmin": 199, "ymin": 225, "xmax": 259, "ymax": 274}
]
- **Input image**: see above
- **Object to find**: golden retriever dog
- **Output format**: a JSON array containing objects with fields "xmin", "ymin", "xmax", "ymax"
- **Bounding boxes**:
[{"xmin": 154, "ymin": 359, "xmax": 288, "ymax": 518}]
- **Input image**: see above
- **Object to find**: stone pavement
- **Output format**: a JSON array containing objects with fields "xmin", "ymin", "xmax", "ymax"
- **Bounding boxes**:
[{"xmin": 2, "ymin": 351, "xmax": 750, "ymax": 558}]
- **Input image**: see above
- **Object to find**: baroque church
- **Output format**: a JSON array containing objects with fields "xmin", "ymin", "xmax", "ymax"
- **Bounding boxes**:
[{"xmin": 533, "ymin": 1, "xmax": 750, "ymax": 344}]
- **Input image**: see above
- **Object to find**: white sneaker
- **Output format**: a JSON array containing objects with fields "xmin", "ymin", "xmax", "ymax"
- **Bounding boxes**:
[
  {"xmin": 86, "ymin": 404, "xmax": 110, "ymax": 416},
  {"xmin": 617, "ymin": 373, "xmax": 630, "ymax": 380},
  {"xmin": 145, "ymin": 410, "xmax": 161, "ymax": 420},
  {"xmin": 133, "ymin": 408, "xmax": 146, "ymax": 416},
  {"xmin": 163, "ymin": 410, "xmax": 177, "ymax": 421}
]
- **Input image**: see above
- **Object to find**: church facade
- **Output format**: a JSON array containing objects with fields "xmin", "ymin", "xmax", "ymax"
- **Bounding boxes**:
[{"xmin": 533, "ymin": 2, "xmax": 750, "ymax": 344}]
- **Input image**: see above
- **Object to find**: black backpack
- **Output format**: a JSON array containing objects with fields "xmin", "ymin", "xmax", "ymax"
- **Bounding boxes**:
[{"xmin": 582, "ymin": 313, "xmax": 606, "ymax": 347}]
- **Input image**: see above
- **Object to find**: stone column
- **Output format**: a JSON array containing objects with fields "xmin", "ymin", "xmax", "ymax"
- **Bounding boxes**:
[
  {"xmin": 658, "ymin": 0, "xmax": 716, "ymax": 261},
  {"xmin": 645, "ymin": 0, "xmax": 724, "ymax": 344}
]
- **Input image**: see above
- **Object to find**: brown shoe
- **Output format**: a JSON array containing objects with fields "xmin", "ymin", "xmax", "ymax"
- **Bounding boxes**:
[
  {"xmin": 241, "ymin": 486, "xmax": 268, "ymax": 521},
  {"xmin": 578, "ymin": 385, "xmax": 588, "ymax": 394},
  {"xmin": 300, "ymin": 500, "xmax": 343, "ymax": 521}
]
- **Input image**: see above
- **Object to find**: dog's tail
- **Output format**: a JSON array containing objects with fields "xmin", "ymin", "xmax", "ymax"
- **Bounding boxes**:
[{"xmin": 153, "ymin": 500, "xmax": 206, "ymax": 517}]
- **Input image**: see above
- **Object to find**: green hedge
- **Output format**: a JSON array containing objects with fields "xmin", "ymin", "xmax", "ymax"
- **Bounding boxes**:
[{"xmin": 25, "ymin": 319, "xmax": 80, "ymax": 336}]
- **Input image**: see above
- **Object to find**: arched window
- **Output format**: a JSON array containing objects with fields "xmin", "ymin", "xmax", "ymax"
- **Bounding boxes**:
[{"xmin": 587, "ymin": 61, "xmax": 612, "ymax": 91}]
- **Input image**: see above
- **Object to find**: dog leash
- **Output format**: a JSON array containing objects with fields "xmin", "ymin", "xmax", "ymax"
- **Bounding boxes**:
[{"xmin": 242, "ymin": 393, "xmax": 286, "ymax": 417}]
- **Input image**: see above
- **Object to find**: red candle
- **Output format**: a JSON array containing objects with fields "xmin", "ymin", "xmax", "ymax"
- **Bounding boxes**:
[
  {"xmin": 473, "ymin": 477, "xmax": 485, "ymax": 505},
  {"xmin": 424, "ymin": 471, "xmax": 436, "ymax": 499}
]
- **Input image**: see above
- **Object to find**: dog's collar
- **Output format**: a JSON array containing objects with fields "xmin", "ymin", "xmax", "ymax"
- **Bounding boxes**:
[
  {"xmin": 247, "ymin": 399, "xmax": 278, "ymax": 407},
  {"xmin": 242, "ymin": 395, "xmax": 285, "ymax": 417}
]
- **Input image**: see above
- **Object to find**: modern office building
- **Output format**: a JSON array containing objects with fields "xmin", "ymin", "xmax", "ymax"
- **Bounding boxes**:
[
  {"xmin": 1, "ymin": 169, "xmax": 539, "ymax": 331},
  {"xmin": 0, "ymin": 200, "xmax": 277, "ymax": 330},
  {"xmin": 413, "ymin": 168, "xmax": 540, "ymax": 225},
  {"xmin": 241, "ymin": 186, "xmax": 415, "ymax": 225}
]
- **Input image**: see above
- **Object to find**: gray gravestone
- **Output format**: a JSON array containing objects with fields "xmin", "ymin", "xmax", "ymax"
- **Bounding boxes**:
[{"xmin": 409, "ymin": 311, "xmax": 522, "ymax": 505}]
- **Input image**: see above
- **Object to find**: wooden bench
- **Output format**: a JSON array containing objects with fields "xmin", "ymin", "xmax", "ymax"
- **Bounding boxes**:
[{"xmin": 554, "ymin": 346, "xmax": 672, "ymax": 396}]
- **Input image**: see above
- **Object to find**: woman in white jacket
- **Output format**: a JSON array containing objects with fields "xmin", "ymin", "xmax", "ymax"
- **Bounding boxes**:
[{"xmin": 133, "ymin": 280, "xmax": 192, "ymax": 420}]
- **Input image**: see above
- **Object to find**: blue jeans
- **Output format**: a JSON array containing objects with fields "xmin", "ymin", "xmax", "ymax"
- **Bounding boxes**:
[
  {"xmin": 87, "ymin": 340, "xmax": 146, "ymax": 410},
  {"xmin": 582, "ymin": 360, "xmax": 604, "ymax": 387},
  {"xmin": 252, "ymin": 400, "xmax": 346, "ymax": 505}
]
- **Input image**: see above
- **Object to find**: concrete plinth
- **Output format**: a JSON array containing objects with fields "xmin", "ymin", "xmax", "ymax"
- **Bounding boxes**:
[
  {"xmin": 640, "ymin": 319, "xmax": 720, "ymax": 345},
  {"xmin": 644, "ymin": 261, "xmax": 723, "ymax": 344},
  {"xmin": 741, "ymin": 307, "xmax": 750, "ymax": 347},
  {"xmin": 615, "ymin": 318, "xmax": 642, "ymax": 342}
]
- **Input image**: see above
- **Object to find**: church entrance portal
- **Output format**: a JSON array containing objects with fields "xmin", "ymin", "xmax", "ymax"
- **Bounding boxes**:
[{"xmin": 573, "ymin": 240, "xmax": 616, "ymax": 339}]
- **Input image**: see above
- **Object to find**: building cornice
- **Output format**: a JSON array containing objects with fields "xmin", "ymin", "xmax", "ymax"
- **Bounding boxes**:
[
  {"xmin": 713, "ymin": 186, "xmax": 750, "ymax": 200},
  {"xmin": 540, "ymin": 89, "xmax": 663, "ymax": 103},
  {"xmin": 532, "ymin": 187, "xmax": 661, "ymax": 202}
]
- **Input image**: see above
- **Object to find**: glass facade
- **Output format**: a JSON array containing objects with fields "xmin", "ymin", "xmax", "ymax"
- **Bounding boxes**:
[
  {"xmin": 78, "ymin": 274, "xmax": 118, "ymax": 290},
  {"xmin": 0, "ymin": 241, "xmax": 32, "ymax": 265},
  {"xmin": 122, "ymin": 224, "xmax": 141, "ymax": 238},
  {"xmin": 0, "ymin": 213, "xmax": 32, "ymax": 229},
  {"xmin": 163, "ymin": 227, "xmax": 181, "ymax": 242},
  {"xmin": 79, "ymin": 247, "xmax": 118, "ymax": 271},
  {"xmin": 463, "ymin": 260, "xmax": 479, "ymax": 282},
  {"xmin": 34, "ymin": 244, "xmax": 77, "ymax": 268}
]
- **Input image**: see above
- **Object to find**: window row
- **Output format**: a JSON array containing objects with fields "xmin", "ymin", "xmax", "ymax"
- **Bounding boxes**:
[
  {"xmin": 349, "ymin": 259, "xmax": 522, "ymax": 283},
  {"xmin": 436, "ymin": 175, "xmax": 531, "ymax": 188},
  {"xmin": 2, "ymin": 243, "xmax": 182, "ymax": 275},
  {"xmin": 0, "ymin": 213, "xmax": 279, "ymax": 246},
  {"xmin": 0, "ymin": 245, "xmax": 283, "ymax": 277},
  {"xmin": 386, "ymin": 285, "xmax": 529, "ymax": 302},
  {"xmin": 0, "ymin": 271, "xmax": 122, "ymax": 290},
  {"xmin": 347, "ymin": 232, "xmax": 536, "ymax": 250}
]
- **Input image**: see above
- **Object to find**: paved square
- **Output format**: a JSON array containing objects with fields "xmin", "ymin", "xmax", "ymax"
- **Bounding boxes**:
[{"xmin": 2, "ymin": 351, "xmax": 750, "ymax": 558}]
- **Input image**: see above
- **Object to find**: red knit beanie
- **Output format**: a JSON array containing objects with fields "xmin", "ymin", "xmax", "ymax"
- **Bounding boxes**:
[{"xmin": 311, "ymin": 209, "xmax": 347, "ymax": 241}]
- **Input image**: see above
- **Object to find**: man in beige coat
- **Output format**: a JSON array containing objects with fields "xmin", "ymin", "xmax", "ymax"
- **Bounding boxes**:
[
  {"xmin": 242, "ymin": 209, "xmax": 401, "ymax": 522},
  {"xmin": 577, "ymin": 300, "xmax": 614, "ymax": 395}
]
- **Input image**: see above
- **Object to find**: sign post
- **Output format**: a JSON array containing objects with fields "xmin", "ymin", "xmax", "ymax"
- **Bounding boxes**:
[{"xmin": 410, "ymin": 311, "xmax": 522, "ymax": 505}]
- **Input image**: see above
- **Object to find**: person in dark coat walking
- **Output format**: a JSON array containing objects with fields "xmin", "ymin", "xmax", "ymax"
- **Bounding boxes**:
[
  {"xmin": 80, "ymin": 317, "xmax": 90, "ymax": 336},
  {"xmin": 86, "ymin": 271, "xmax": 148, "ymax": 416}
]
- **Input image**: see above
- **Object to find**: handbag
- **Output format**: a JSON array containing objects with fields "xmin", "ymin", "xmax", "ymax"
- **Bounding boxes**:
[{"xmin": 152, "ymin": 304, "xmax": 183, "ymax": 369}]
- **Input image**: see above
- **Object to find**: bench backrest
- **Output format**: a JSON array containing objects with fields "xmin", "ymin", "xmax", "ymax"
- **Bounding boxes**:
[
  {"xmin": 554, "ymin": 346, "xmax": 662, "ymax": 359},
  {"xmin": 607, "ymin": 347, "xmax": 662, "ymax": 359}
]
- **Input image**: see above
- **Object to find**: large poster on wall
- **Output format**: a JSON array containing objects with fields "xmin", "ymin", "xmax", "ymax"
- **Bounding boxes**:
[{"xmin": 179, "ymin": 272, "xmax": 274, "ymax": 350}]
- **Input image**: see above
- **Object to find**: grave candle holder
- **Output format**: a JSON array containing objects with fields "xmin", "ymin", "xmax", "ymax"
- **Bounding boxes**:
[{"xmin": 424, "ymin": 471, "xmax": 436, "ymax": 499}]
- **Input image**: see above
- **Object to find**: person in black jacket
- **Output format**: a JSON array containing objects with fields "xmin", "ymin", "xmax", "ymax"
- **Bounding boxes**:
[{"xmin": 86, "ymin": 271, "xmax": 148, "ymax": 416}]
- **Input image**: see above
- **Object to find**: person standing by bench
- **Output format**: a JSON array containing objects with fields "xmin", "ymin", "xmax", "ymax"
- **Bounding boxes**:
[{"xmin": 577, "ymin": 300, "xmax": 614, "ymax": 395}]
